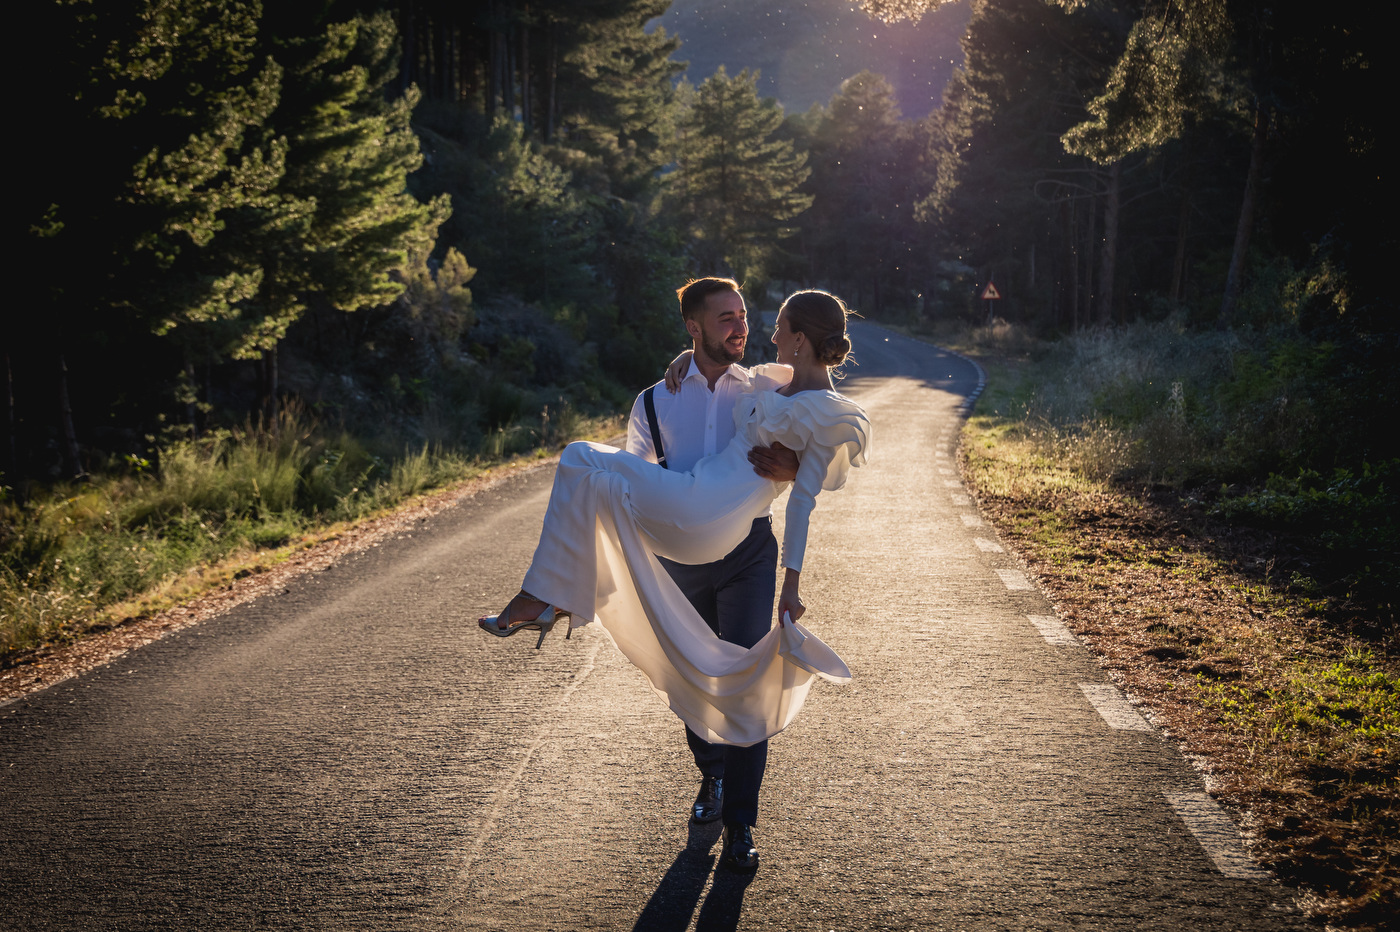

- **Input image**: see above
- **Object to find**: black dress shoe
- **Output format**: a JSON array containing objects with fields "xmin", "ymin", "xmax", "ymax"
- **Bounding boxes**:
[
  {"xmin": 720, "ymin": 823, "xmax": 759, "ymax": 871},
  {"xmin": 692, "ymin": 776, "xmax": 723, "ymax": 823}
]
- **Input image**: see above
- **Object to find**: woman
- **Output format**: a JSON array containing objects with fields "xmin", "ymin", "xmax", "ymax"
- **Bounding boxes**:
[{"xmin": 478, "ymin": 290, "xmax": 870, "ymax": 746}]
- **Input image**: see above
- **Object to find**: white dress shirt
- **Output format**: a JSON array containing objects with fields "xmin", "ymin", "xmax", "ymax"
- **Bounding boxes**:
[{"xmin": 627, "ymin": 358, "xmax": 788, "ymax": 517}]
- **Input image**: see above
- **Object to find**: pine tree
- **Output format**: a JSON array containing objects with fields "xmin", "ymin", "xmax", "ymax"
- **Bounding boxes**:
[
  {"xmin": 18, "ymin": 0, "xmax": 290, "ymax": 472},
  {"xmin": 802, "ymin": 72, "xmax": 922, "ymax": 314},
  {"xmin": 397, "ymin": 247, "xmax": 478, "ymax": 366},
  {"xmin": 238, "ymin": 12, "xmax": 451, "ymax": 411},
  {"xmin": 668, "ymin": 68, "xmax": 812, "ymax": 282},
  {"xmin": 555, "ymin": 0, "xmax": 684, "ymax": 199}
]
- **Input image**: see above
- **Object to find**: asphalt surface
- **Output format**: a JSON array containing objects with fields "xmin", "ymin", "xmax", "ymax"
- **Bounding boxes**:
[{"xmin": 0, "ymin": 322, "xmax": 1304, "ymax": 930}]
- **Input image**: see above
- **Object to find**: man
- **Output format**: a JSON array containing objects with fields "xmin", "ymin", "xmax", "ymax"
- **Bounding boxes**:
[{"xmin": 626, "ymin": 277, "xmax": 799, "ymax": 872}]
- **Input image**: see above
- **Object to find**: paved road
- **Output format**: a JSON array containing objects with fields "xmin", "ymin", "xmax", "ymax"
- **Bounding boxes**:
[{"xmin": 0, "ymin": 322, "xmax": 1302, "ymax": 930}]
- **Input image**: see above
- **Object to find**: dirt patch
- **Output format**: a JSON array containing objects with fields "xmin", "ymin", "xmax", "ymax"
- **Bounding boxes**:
[{"xmin": 961, "ymin": 457, "xmax": 1398, "ymax": 929}]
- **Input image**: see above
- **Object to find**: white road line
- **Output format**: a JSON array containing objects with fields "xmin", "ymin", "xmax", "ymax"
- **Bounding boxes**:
[
  {"xmin": 943, "ymin": 479, "xmax": 964, "ymax": 488},
  {"xmin": 995, "ymin": 569, "xmax": 1034, "ymax": 590},
  {"xmin": 1027, "ymin": 614, "xmax": 1077, "ymax": 646},
  {"xmin": 1165, "ymin": 792, "xmax": 1269, "ymax": 880},
  {"xmin": 973, "ymin": 537, "xmax": 1004, "ymax": 553},
  {"xmin": 1079, "ymin": 684, "xmax": 1151, "ymax": 731},
  {"xmin": 949, "ymin": 493, "xmax": 973, "ymax": 506},
  {"xmin": 959, "ymin": 514, "xmax": 983, "ymax": 527}
]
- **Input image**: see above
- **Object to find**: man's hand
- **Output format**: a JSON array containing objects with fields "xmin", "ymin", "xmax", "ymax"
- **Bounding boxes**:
[
  {"xmin": 748, "ymin": 441, "xmax": 799, "ymax": 482},
  {"xmin": 663, "ymin": 349, "xmax": 693, "ymax": 393}
]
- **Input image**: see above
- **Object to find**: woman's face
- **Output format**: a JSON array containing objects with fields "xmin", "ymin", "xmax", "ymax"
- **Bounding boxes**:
[{"xmin": 771, "ymin": 308, "xmax": 800, "ymax": 365}]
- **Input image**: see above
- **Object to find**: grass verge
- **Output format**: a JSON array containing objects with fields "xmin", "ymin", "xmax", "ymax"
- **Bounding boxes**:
[
  {"xmin": 950, "ymin": 325, "xmax": 1397, "ymax": 930},
  {"xmin": 1, "ymin": 401, "xmax": 622, "ymax": 663}
]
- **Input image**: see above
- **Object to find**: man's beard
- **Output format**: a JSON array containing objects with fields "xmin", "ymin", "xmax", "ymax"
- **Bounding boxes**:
[{"xmin": 700, "ymin": 326, "xmax": 745, "ymax": 365}]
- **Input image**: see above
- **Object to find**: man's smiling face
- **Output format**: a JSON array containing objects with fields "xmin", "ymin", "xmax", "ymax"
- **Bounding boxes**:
[{"xmin": 691, "ymin": 289, "xmax": 748, "ymax": 366}]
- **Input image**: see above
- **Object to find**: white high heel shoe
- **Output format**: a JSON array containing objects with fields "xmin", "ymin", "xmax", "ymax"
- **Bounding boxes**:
[{"xmin": 478, "ymin": 603, "xmax": 571, "ymax": 649}]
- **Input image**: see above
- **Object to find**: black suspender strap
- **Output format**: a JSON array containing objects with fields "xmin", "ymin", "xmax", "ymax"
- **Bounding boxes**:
[{"xmin": 643, "ymin": 385, "xmax": 668, "ymax": 469}]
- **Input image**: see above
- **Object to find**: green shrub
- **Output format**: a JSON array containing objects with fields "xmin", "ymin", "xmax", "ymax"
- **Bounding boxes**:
[
  {"xmin": 0, "ymin": 398, "xmax": 619, "ymax": 656},
  {"xmin": 1215, "ymin": 461, "xmax": 1399, "ymax": 605},
  {"xmin": 969, "ymin": 317, "xmax": 1397, "ymax": 615}
]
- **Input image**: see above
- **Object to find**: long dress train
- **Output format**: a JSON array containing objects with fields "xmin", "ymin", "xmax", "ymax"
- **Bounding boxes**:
[{"xmin": 521, "ymin": 386, "xmax": 870, "ymax": 746}]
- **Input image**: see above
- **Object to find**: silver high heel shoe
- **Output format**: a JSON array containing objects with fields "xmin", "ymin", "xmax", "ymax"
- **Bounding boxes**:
[{"xmin": 478, "ymin": 603, "xmax": 571, "ymax": 649}]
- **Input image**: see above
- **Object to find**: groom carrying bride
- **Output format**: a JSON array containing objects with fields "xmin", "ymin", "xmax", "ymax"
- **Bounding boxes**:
[
  {"xmin": 625, "ymin": 277, "xmax": 800, "ymax": 872},
  {"xmin": 481, "ymin": 277, "xmax": 867, "ymax": 872}
]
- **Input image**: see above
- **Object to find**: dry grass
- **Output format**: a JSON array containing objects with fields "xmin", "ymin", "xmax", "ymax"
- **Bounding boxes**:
[
  {"xmin": 962, "ymin": 406, "xmax": 1399, "ymax": 930},
  {"xmin": 1, "ymin": 407, "xmax": 625, "ymax": 663}
]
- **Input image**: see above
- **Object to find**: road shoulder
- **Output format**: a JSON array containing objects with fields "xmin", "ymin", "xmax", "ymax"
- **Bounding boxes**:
[
  {"xmin": 0, "ymin": 456, "xmax": 561, "ymax": 706},
  {"xmin": 957, "ymin": 354, "xmax": 1397, "ymax": 931}
]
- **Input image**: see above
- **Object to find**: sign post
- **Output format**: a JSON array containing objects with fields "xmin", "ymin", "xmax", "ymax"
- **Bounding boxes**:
[{"xmin": 980, "ymin": 281, "xmax": 1001, "ymax": 324}]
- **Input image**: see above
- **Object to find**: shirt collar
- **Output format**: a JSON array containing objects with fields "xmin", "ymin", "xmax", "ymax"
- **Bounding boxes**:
[{"xmin": 684, "ymin": 358, "xmax": 751, "ymax": 386}]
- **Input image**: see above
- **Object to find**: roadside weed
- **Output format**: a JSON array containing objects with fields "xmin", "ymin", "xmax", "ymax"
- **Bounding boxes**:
[{"xmin": 0, "ymin": 406, "xmax": 623, "ymax": 656}]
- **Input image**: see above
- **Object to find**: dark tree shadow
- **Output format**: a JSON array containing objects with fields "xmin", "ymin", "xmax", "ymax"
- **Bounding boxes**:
[{"xmin": 631, "ymin": 820, "xmax": 722, "ymax": 932}]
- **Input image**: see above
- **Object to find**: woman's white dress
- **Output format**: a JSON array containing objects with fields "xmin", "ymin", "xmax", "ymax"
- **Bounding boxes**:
[{"xmin": 521, "ymin": 371, "xmax": 870, "ymax": 746}]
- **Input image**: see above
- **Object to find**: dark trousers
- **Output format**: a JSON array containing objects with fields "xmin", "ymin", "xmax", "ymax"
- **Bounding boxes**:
[{"xmin": 657, "ymin": 517, "xmax": 777, "ymax": 828}]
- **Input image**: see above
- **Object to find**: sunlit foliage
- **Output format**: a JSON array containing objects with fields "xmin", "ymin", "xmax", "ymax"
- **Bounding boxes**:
[
  {"xmin": 1061, "ymin": 0, "xmax": 1233, "ymax": 163},
  {"xmin": 856, "ymin": 0, "xmax": 958, "ymax": 24}
]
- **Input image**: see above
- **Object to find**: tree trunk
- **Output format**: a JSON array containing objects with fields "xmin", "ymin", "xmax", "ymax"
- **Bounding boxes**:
[
  {"xmin": 502, "ymin": 24, "xmax": 515, "ymax": 117},
  {"xmin": 487, "ymin": 12, "xmax": 501, "ymax": 117},
  {"xmin": 1069, "ymin": 198, "xmax": 1081, "ymax": 330},
  {"xmin": 1084, "ymin": 186, "xmax": 1098, "ymax": 327},
  {"xmin": 258, "ymin": 348, "xmax": 279, "ymax": 428},
  {"xmin": 545, "ymin": 26, "xmax": 557, "ymax": 142},
  {"xmin": 185, "ymin": 361, "xmax": 200, "ymax": 440},
  {"xmin": 519, "ymin": 12, "xmax": 531, "ymax": 134},
  {"xmin": 4, "ymin": 351, "xmax": 16, "ymax": 480},
  {"xmin": 1220, "ymin": 103, "xmax": 1269, "ymax": 327},
  {"xmin": 56, "ymin": 354, "xmax": 83, "ymax": 479},
  {"xmin": 1097, "ymin": 160, "xmax": 1121, "ymax": 326},
  {"xmin": 435, "ymin": 18, "xmax": 448, "ymax": 100},
  {"xmin": 1170, "ymin": 190, "xmax": 1191, "ymax": 304},
  {"xmin": 461, "ymin": 22, "xmax": 476, "ymax": 107},
  {"xmin": 445, "ymin": 23, "xmax": 457, "ymax": 102},
  {"xmin": 398, "ymin": 0, "xmax": 416, "ymax": 97}
]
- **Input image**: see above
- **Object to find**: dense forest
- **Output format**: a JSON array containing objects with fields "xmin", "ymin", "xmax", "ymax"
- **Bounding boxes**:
[
  {"xmin": 6, "ymin": 0, "xmax": 1394, "ymax": 605},
  {"xmin": 10, "ymin": 0, "xmax": 1392, "ymax": 474}
]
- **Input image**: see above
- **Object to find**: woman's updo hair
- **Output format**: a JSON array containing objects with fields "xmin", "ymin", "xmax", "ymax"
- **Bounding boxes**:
[{"xmin": 780, "ymin": 289, "xmax": 853, "ymax": 369}]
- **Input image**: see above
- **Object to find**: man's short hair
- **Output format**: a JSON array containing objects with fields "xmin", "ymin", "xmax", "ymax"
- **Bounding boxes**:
[{"xmin": 676, "ymin": 277, "xmax": 741, "ymax": 322}]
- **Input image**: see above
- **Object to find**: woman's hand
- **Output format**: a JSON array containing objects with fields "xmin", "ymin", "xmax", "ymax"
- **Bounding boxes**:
[
  {"xmin": 778, "ymin": 568, "xmax": 804, "ymax": 625},
  {"xmin": 663, "ymin": 349, "xmax": 693, "ymax": 393}
]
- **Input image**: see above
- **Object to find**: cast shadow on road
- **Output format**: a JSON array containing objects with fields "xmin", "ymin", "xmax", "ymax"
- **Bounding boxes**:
[
  {"xmin": 752, "ymin": 320, "xmax": 983, "ymax": 402},
  {"xmin": 828, "ymin": 326, "xmax": 974, "ymax": 394},
  {"xmin": 631, "ymin": 820, "xmax": 756, "ymax": 932}
]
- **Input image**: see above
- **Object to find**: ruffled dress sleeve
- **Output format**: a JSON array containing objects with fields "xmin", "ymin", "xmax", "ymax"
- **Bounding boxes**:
[
  {"xmin": 747, "ymin": 362, "xmax": 794, "ymax": 391},
  {"xmin": 750, "ymin": 391, "xmax": 871, "ymax": 572}
]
